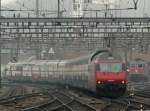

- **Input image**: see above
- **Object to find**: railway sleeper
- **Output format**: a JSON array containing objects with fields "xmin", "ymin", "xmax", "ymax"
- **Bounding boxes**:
[{"xmin": 0, "ymin": 93, "xmax": 40, "ymax": 105}]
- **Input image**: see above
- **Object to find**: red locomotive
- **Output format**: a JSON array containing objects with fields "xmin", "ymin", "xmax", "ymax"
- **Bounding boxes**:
[
  {"xmin": 128, "ymin": 58, "xmax": 148, "ymax": 82},
  {"xmin": 90, "ymin": 50, "xmax": 127, "ymax": 96}
]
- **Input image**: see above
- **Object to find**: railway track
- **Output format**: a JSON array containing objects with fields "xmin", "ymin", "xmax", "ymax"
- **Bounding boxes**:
[
  {"xmin": 98, "ymin": 99, "xmax": 125, "ymax": 111},
  {"xmin": 0, "ymin": 84, "xmax": 51, "ymax": 111},
  {"xmin": 23, "ymin": 90, "xmax": 96, "ymax": 111},
  {"xmin": 126, "ymin": 94, "xmax": 150, "ymax": 110},
  {"xmin": 99, "ymin": 96, "xmax": 150, "ymax": 111},
  {"xmin": 128, "ymin": 82, "xmax": 150, "ymax": 92},
  {"xmin": 126, "ymin": 82, "xmax": 150, "ymax": 110},
  {"xmin": 0, "ymin": 85, "xmax": 35, "ymax": 105},
  {"xmin": 1, "ymin": 83, "xmax": 150, "ymax": 111},
  {"xmin": 23, "ymin": 84, "xmax": 147, "ymax": 111},
  {"xmin": 0, "ymin": 85, "xmax": 26, "ymax": 102}
]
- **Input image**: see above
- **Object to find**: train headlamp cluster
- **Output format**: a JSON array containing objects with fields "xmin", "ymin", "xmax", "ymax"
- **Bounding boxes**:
[
  {"xmin": 121, "ymin": 81, "xmax": 125, "ymax": 84},
  {"xmin": 97, "ymin": 81, "xmax": 101, "ymax": 84},
  {"xmin": 97, "ymin": 80, "xmax": 126, "ymax": 84}
]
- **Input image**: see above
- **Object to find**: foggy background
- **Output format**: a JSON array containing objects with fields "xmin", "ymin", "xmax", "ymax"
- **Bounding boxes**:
[{"xmin": 1, "ymin": 0, "xmax": 150, "ymax": 17}]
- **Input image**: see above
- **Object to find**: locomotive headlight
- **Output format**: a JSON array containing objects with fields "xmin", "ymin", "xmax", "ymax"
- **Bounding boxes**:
[
  {"xmin": 121, "ymin": 81, "xmax": 125, "ymax": 84},
  {"xmin": 98, "ymin": 81, "xmax": 101, "ymax": 84}
]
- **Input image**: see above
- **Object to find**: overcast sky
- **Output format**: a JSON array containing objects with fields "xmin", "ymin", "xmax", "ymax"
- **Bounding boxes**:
[{"xmin": 1, "ymin": 0, "xmax": 150, "ymax": 17}]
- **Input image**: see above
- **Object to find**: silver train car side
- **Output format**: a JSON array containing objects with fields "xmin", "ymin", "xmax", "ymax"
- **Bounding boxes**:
[{"xmin": 4, "ymin": 58, "xmax": 95, "ymax": 91}]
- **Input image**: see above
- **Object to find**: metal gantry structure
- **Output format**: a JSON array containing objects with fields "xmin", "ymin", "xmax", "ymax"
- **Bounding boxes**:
[{"xmin": 0, "ymin": 17, "xmax": 150, "ymax": 53}]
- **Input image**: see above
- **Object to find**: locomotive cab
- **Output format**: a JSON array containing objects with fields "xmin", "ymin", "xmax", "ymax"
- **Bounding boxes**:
[
  {"xmin": 93, "ymin": 54, "xmax": 127, "ymax": 97},
  {"xmin": 95, "ymin": 61, "xmax": 127, "ymax": 84}
]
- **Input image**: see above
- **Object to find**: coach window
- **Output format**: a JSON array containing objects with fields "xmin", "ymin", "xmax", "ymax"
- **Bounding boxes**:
[
  {"xmin": 16, "ymin": 66, "xmax": 23, "ymax": 71},
  {"xmin": 138, "ymin": 64, "xmax": 143, "ymax": 69}
]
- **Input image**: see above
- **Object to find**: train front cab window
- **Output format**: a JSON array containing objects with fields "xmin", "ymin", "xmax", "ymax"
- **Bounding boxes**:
[
  {"xmin": 96, "ymin": 63, "xmax": 122, "ymax": 72},
  {"xmin": 138, "ymin": 64, "xmax": 144, "ymax": 69}
]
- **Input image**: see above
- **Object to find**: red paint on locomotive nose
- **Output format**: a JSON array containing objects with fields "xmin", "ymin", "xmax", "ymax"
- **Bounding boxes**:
[
  {"xmin": 128, "ymin": 69, "xmax": 144, "ymax": 74},
  {"xmin": 96, "ymin": 71, "xmax": 126, "ymax": 84}
]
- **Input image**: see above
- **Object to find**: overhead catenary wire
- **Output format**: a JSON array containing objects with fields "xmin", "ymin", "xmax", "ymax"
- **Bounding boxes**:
[
  {"xmin": 0, "ymin": 0, "xmax": 142, "ymax": 18},
  {"xmin": 2, "ymin": 0, "xmax": 60, "ymax": 17}
]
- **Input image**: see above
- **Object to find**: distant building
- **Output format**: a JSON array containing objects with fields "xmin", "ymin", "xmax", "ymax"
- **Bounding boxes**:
[{"xmin": 72, "ymin": 0, "xmax": 84, "ymax": 17}]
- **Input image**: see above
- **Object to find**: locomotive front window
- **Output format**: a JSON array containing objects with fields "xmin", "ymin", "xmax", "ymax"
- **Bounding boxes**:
[
  {"xmin": 138, "ymin": 64, "xmax": 144, "ymax": 69},
  {"xmin": 99, "ymin": 63, "xmax": 122, "ymax": 72}
]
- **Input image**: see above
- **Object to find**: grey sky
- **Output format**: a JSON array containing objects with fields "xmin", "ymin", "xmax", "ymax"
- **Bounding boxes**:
[{"xmin": 1, "ymin": 0, "xmax": 150, "ymax": 17}]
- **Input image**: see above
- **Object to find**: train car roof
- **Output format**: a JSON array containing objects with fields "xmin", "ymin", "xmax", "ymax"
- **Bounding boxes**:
[
  {"xmin": 7, "ymin": 60, "xmax": 67, "ymax": 66},
  {"xmin": 66, "ymin": 55, "xmax": 90, "ymax": 65},
  {"xmin": 7, "ymin": 49, "xmax": 122, "ymax": 67},
  {"xmin": 95, "ymin": 59, "xmax": 125, "ymax": 63},
  {"xmin": 91, "ymin": 49, "xmax": 122, "ymax": 61},
  {"xmin": 65, "ymin": 49, "xmax": 122, "ymax": 65},
  {"xmin": 90, "ymin": 49, "xmax": 111, "ymax": 61},
  {"xmin": 133, "ymin": 58, "xmax": 145, "ymax": 61},
  {"xmin": 7, "ymin": 62, "xmax": 27, "ymax": 66},
  {"xmin": 129, "ymin": 58, "xmax": 146, "ymax": 63}
]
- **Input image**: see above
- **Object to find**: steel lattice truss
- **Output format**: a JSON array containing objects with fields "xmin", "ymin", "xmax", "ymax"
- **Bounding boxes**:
[{"xmin": 0, "ymin": 17, "xmax": 150, "ymax": 59}]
